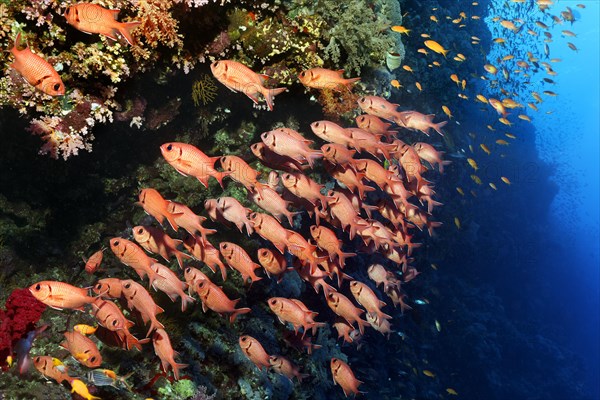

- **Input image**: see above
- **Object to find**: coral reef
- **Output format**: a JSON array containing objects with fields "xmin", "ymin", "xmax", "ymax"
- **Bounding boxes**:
[{"xmin": 0, "ymin": 288, "xmax": 46, "ymax": 368}]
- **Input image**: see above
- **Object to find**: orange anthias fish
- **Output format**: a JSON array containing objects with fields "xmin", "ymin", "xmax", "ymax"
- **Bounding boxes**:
[
  {"xmin": 298, "ymin": 68, "xmax": 360, "ymax": 91},
  {"xmin": 29, "ymin": 281, "xmax": 94, "ymax": 310},
  {"xmin": 160, "ymin": 142, "xmax": 229, "ymax": 188},
  {"xmin": 210, "ymin": 60, "xmax": 286, "ymax": 111},
  {"xmin": 9, "ymin": 33, "xmax": 65, "ymax": 96},
  {"xmin": 137, "ymin": 188, "xmax": 180, "ymax": 231},
  {"xmin": 239, "ymin": 335, "xmax": 271, "ymax": 371},
  {"xmin": 64, "ymin": 3, "xmax": 141, "ymax": 45},
  {"xmin": 331, "ymin": 358, "xmax": 363, "ymax": 397},
  {"xmin": 152, "ymin": 328, "xmax": 188, "ymax": 380},
  {"xmin": 194, "ymin": 279, "xmax": 251, "ymax": 323},
  {"xmin": 60, "ymin": 331, "xmax": 102, "ymax": 368}
]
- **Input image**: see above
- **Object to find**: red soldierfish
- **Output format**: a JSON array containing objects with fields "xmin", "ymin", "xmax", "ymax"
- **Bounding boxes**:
[
  {"xmin": 260, "ymin": 129, "xmax": 322, "ymax": 168},
  {"xmin": 64, "ymin": 3, "xmax": 140, "ymax": 45},
  {"xmin": 298, "ymin": 68, "xmax": 360, "ymax": 91},
  {"xmin": 137, "ymin": 188, "xmax": 180, "ymax": 231},
  {"xmin": 160, "ymin": 142, "xmax": 228, "ymax": 188},
  {"xmin": 109, "ymin": 237, "xmax": 160, "ymax": 286},
  {"xmin": 132, "ymin": 225, "xmax": 191, "ymax": 269},
  {"xmin": 9, "ymin": 33, "xmax": 64, "ymax": 96},
  {"xmin": 331, "ymin": 358, "xmax": 364, "ymax": 397},
  {"xmin": 210, "ymin": 60, "xmax": 286, "ymax": 111},
  {"xmin": 120, "ymin": 279, "xmax": 165, "ymax": 337},
  {"xmin": 239, "ymin": 335, "xmax": 271, "ymax": 370},
  {"xmin": 194, "ymin": 279, "xmax": 251, "ymax": 323},
  {"xmin": 152, "ymin": 328, "xmax": 188, "ymax": 380},
  {"xmin": 29, "ymin": 281, "xmax": 94, "ymax": 311}
]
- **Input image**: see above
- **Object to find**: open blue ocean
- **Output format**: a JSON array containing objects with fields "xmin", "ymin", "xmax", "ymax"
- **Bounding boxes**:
[{"xmin": 0, "ymin": 0, "xmax": 597, "ymax": 399}]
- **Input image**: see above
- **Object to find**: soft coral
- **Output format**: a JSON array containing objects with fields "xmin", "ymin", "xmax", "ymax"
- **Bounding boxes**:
[{"xmin": 0, "ymin": 288, "xmax": 46, "ymax": 368}]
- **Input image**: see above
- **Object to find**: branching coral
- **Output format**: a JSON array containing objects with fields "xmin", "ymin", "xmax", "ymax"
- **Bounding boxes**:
[{"xmin": 192, "ymin": 74, "xmax": 218, "ymax": 106}]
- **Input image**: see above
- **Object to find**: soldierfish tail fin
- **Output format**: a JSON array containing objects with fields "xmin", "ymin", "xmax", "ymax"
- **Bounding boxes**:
[
  {"xmin": 438, "ymin": 160, "xmax": 451, "ymax": 173},
  {"xmin": 310, "ymin": 321, "xmax": 328, "ymax": 336},
  {"xmin": 344, "ymin": 77, "xmax": 361, "ymax": 89},
  {"xmin": 426, "ymin": 199, "xmax": 443, "ymax": 214},
  {"xmin": 356, "ymin": 318, "xmax": 369, "ymax": 335},
  {"xmin": 377, "ymin": 143, "xmax": 396, "ymax": 161},
  {"xmin": 336, "ymin": 251, "xmax": 357, "ymax": 268},
  {"xmin": 432, "ymin": 120, "xmax": 448, "ymax": 136},
  {"xmin": 426, "ymin": 221, "xmax": 443, "ymax": 237},
  {"xmin": 180, "ymin": 293, "xmax": 196, "ymax": 312},
  {"xmin": 263, "ymin": 87, "xmax": 288, "ymax": 111},
  {"xmin": 147, "ymin": 318, "xmax": 165, "ymax": 337},
  {"xmin": 210, "ymin": 171, "xmax": 230, "ymax": 189},
  {"xmin": 304, "ymin": 150, "xmax": 323, "ymax": 169},
  {"xmin": 174, "ymin": 250, "xmax": 192, "ymax": 269},
  {"xmin": 229, "ymin": 307, "xmax": 251, "ymax": 323},
  {"xmin": 172, "ymin": 362, "xmax": 188, "ymax": 380},
  {"xmin": 117, "ymin": 21, "xmax": 141, "ymax": 46}
]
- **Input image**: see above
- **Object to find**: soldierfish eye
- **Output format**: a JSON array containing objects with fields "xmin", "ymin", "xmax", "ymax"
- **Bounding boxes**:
[
  {"xmin": 112, "ymin": 320, "xmax": 118, "ymax": 326},
  {"xmin": 241, "ymin": 336, "xmax": 247, "ymax": 341},
  {"xmin": 185, "ymin": 267, "xmax": 191, "ymax": 273},
  {"xmin": 112, "ymin": 240, "xmax": 119, "ymax": 246},
  {"xmin": 124, "ymin": 283, "xmax": 131, "ymax": 289},
  {"xmin": 53, "ymin": 83, "xmax": 61, "ymax": 91},
  {"xmin": 300, "ymin": 71, "xmax": 305, "ymax": 77},
  {"xmin": 214, "ymin": 61, "xmax": 219, "ymax": 67},
  {"xmin": 166, "ymin": 144, "xmax": 173, "ymax": 151},
  {"xmin": 137, "ymin": 228, "xmax": 143, "ymax": 234},
  {"xmin": 35, "ymin": 284, "xmax": 41, "ymax": 291},
  {"xmin": 90, "ymin": 356, "xmax": 96, "ymax": 363}
]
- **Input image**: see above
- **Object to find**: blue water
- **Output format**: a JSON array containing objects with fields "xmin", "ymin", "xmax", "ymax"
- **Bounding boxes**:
[{"xmin": 532, "ymin": 2, "xmax": 600, "ymax": 397}]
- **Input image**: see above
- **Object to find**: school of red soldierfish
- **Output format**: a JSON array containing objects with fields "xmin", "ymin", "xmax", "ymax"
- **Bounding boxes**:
[{"xmin": 27, "ymin": 56, "xmax": 449, "ymax": 398}]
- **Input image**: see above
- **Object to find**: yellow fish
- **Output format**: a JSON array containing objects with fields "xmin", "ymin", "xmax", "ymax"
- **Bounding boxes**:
[
  {"xmin": 471, "ymin": 15, "xmax": 480, "ymax": 19},
  {"xmin": 467, "ymin": 158, "xmax": 478, "ymax": 170},
  {"xmin": 74, "ymin": 324, "xmax": 97, "ymax": 335},
  {"xmin": 391, "ymin": 26, "xmax": 411, "ymax": 35},
  {"xmin": 505, "ymin": 133, "xmax": 516, "ymax": 139},
  {"xmin": 450, "ymin": 74, "xmax": 460, "ymax": 85},
  {"xmin": 452, "ymin": 18, "xmax": 462, "ymax": 24},
  {"xmin": 500, "ymin": 20, "xmax": 518, "ymax": 32},
  {"xmin": 496, "ymin": 139, "xmax": 509, "ymax": 145},
  {"xmin": 447, "ymin": 388, "xmax": 458, "ymax": 395},
  {"xmin": 543, "ymin": 90, "xmax": 557, "ymax": 97},
  {"xmin": 423, "ymin": 369, "xmax": 436, "ymax": 378},
  {"xmin": 499, "ymin": 117, "xmax": 512, "ymax": 126},
  {"xmin": 390, "ymin": 79, "xmax": 402, "ymax": 89},
  {"xmin": 461, "ymin": 79, "xmax": 466, "ymax": 90},
  {"xmin": 489, "ymin": 182, "xmax": 497, "ymax": 190},
  {"xmin": 416, "ymin": 82, "xmax": 422, "ymax": 91},
  {"xmin": 476, "ymin": 94, "xmax": 488, "ymax": 103},
  {"xmin": 456, "ymin": 187, "xmax": 464, "ymax": 196},
  {"xmin": 433, "ymin": 61, "xmax": 441, "ymax": 67},
  {"xmin": 402, "ymin": 65, "xmax": 414, "ymax": 73},
  {"xmin": 471, "ymin": 36, "xmax": 481, "ymax": 41},
  {"xmin": 435, "ymin": 320, "xmax": 441, "ymax": 332},
  {"xmin": 480, "ymin": 144, "xmax": 491, "ymax": 155},
  {"xmin": 493, "ymin": 38, "xmax": 506, "ymax": 44},
  {"xmin": 70, "ymin": 379, "xmax": 101, "ymax": 400},
  {"xmin": 431, "ymin": 263, "xmax": 438, "ymax": 270},
  {"xmin": 502, "ymin": 54, "xmax": 515, "ymax": 61},
  {"xmin": 442, "ymin": 105, "xmax": 453, "ymax": 119},
  {"xmin": 458, "ymin": 93, "xmax": 468, "ymax": 100},
  {"xmin": 418, "ymin": 48, "xmax": 428, "ymax": 55},
  {"xmin": 518, "ymin": 114, "xmax": 531, "ymax": 122},
  {"xmin": 457, "ymin": 53, "xmax": 466, "ymax": 60},
  {"xmin": 424, "ymin": 40, "xmax": 448, "ymax": 57},
  {"xmin": 421, "ymin": 33, "xmax": 431, "ymax": 38},
  {"xmin": 471, "ymin": 174, "xmax": 482, "ymax": 185},
  {"xmin": 486, "ymin": 125, "xmax": 495, "ymax": 131},
  {"xmin": 501, "ymin": 176, "xmax": 511, "ymax": 185},
  {"xmin": 430, "ymin": 15, "xmax": 439, "ymax": 23},
  {"xmin": 527, "ymin": 103, "xmax": 539, "ymax": 111},
  {"xmin": 6, "ymin": 355, "xmax": 13, "ymax": 368}
]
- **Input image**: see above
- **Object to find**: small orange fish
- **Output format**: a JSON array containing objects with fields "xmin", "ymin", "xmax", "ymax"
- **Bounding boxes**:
[
  {"xmin": 9, "ymin": 33, "xmax": 65, "ymax": 96},
  {"xmin": 61, "ymin": 331, "xmax": 102, "ymax": 368},
  {"xmin": 64, "ymin": 3, "xmax": 140, "ymax": 45},
  {"xmin": 132, "ymin": 225, "xmax": 191, "ymax": 269},
  {"xmin": 73, "ymin": 324, "xmax": 97, "ymax": 335},
  {"xmin": 239, "ymin": 335, "xmax": 271, "ymax": 370},
  {"xmin": 269, "ymin": 355, "xmax": 309, "ymax": 382},
  {"xmin": 219, "ymin": 242, "xmax": 262, "ymax": 284},
  {"xmin": 161, "ymin": 142, "xmax": 229, "ymax": 188},
  {"xmin": 211, "ymin": 60, "xmax": 286, "ymax": 111},
  {"xmin": 257, "ymin": 248, "xmax": 287, "ymax": 280},
  {"xmin": 268, "ymin": 297, "xmax": 325, "ymax": 336},
  {"xmin": 391, "ymin": 25, "xmax": 410, "ymax": 35},
  {"xmin": 110, "ymin": 237, "xmax": 160, "ymax": 285},
  {"xmin": 194, "ymin": 279, "xmax": 251, "ymax": 323},
  {"xmin": 152, "ymin": 328, "xmax": 188, "ymax": 380},
  {"xmin": 331, "ymin": 358, "xmax": 363, "ymax": 397},
  {"xmin": 137, "ymin": 188, "xmax": 180, "ymax": 231},
  {"xmin": 298, "ymin": 68, "xmax": 360, "ymax": 91},
  {"xmin": 29, "ymin": 281, "xmax": 95, "ymax": 310},
  {"xmin": 121, "ymin": 279, "xmax": 165, "ymax": 337},
  {"xmin": 84, "ymin": 249, "xmax": 104, "ymax": 274}
]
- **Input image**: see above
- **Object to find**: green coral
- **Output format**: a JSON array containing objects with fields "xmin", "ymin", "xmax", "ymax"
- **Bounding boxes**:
[{"xmin": 158, "ymin": 379, "xmax": 198, "ymax": 400}]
